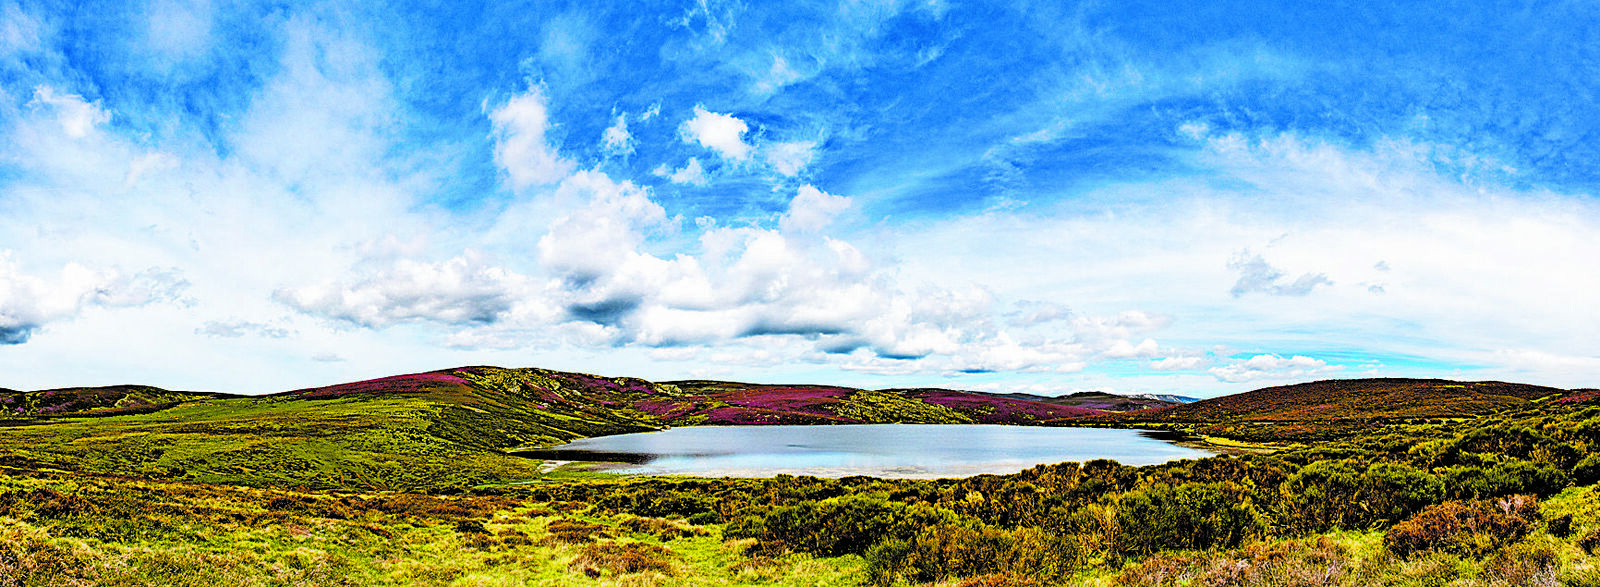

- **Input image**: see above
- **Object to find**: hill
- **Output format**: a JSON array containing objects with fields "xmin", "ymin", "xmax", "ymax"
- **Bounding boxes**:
[
  {"xmin": 0, "ymin": 366, "xmax": 1098, "ymax": 490},
  {"xmin": 1101, "ymin": 378, "xmax": 1567, "ymax": 441},
  {"xmin": 1, "ymin": 385, "xmax": 236, "ymax": 419}
]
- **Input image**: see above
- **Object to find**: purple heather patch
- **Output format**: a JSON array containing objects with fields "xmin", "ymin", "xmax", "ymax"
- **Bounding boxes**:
[{"xmin": 290, "ymin": 372, "xmax": 471, "ymax": 399}]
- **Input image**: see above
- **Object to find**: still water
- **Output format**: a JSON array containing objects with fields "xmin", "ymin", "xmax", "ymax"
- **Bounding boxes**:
[{"xmin": 523, "ymin": 424, "xmax": 1215, "ymax": 478}]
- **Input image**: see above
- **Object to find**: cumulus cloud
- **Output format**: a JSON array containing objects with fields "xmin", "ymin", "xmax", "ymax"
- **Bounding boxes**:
[
  {"xmin": 1227, "ymin": 251, "xmax": 1332, "ymax": 297},
  {"xmin": 653, "ymin": 157, "xmax": 708, "ymax": 185},
  {"xmin": 680, "ymin": 106, "xmax": 753, "ymax": 161},
  {"xmin": 489, "ymin": 88, "xmax": 574, "ymax": 189},
  {"xmin": 778, "ymin": 185, "xmax": 850, "ymax": 233},
  {"xmin": 1208, "ymin": 354, "xmax": 1340, "ymax": 383},
  {"xmin": 538, "ymin": 170, "xmax": 671, "ymax": 287},
  {"xmin": 272, "ymin": 254, "xmax": 536, "ymax": 328},
  {"xmin": 0, "ymin": 252, "xmax": 188, "ymax": 345}
]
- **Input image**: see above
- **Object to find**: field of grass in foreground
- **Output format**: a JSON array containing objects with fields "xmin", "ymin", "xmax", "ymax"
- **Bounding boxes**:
[
  {"xmin": 0, "ymin": 469, "xmax": 866, "ymax": 586},
  {"xmin": 5, "ymin": 371, "xmax": 1600, "ymax": 585},
  {"xmin": 5, "ymin": 468, "xmax": 1600, "ymax": 586}
]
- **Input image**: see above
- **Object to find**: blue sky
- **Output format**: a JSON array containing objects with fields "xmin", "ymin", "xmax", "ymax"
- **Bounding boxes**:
[{"xmin": 2, "ymin": 0, "xmax": 1597, "ymax": 396}]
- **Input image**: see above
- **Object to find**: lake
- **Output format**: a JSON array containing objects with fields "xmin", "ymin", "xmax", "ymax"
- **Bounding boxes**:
[{"xmin": 518, "ymin": 424, "xmax": 1216, "ymax": 478}]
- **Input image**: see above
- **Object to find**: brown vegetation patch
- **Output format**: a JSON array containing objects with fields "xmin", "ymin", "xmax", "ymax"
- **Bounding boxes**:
[
  {"xmin": 621, "ymin": 516, "xmax": 709, "ymax": 540},
  {"xmin": 569, "ymin": 541, "xmax": 675, "ymax": 576},
  {"xmin": 546, "ymin": 519, "xmax": 614, "ymax": 543},
  {"xmin": 1384, "ymin": 495, "xmax": 1538, "ymax": 557}
]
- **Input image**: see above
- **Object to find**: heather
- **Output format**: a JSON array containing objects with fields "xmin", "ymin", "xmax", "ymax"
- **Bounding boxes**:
[{"xmin": 2, "ymin": 368, "xmax": 1600, "ymax": 584}]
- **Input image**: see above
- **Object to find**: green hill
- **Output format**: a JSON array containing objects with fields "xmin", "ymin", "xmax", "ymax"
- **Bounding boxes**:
[{"xmin": 0, "ymin": 366, "xmax": 1098, "ymax": 491}]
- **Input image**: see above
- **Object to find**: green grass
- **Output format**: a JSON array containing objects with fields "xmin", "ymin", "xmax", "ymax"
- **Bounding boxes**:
[{"xmin": 0, "ymin": 469, "xmax": 866, "ymax": 586}]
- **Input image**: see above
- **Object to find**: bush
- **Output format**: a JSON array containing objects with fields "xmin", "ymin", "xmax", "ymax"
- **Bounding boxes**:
[
  {"xmin": 1361, "ymin": 462, "xmax": 1442, "ymax": 523},
  {"xmin": 727, "ymin": 494, "xmax": 957, "ymax": 557},
  {"xmin": 865, "ymin": 524, "xmax": 1077, "ymax": 585},
  {"xmin": 1384, "ymin": 495, "xmax": 1538, "ymax": 557},
  {"xmin": 1444, "ymin": 461, "xmax": 1568, "ymax": 499},
  {"xmin": 1116, "ymin": 482, "xmax": 1262, "ymax": 555},
  {"xmin": 1574, "ymin": 453, "xmax": 1600, "ymax": 485},
  {"xmin": 1579, "ymin": 527, "xmax": 1600, "ymax": 555},
  {"xmin": 1282, "ymin": 460, "xmax": 1366, "ymax": 532},
  {"xmin": 1483, "ymin": 539, "xmax": 1558, "ymax": 587}
]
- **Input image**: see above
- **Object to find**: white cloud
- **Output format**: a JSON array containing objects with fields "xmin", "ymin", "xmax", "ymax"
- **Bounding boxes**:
[
  {"xmin": 601, "ymin": 113, "xmax": 632, "ymax": 156},
  {"xmin": 29, "ymin": 86, "xmax": 110, "ymax": 139},
  {"xmin": 196, "ymin": 319, "xmax": 291, "ymax": 339},
  {"xmin": 765, "ymin": 140, "xmax": 817, "ymax": 176},
  {"xmin": 1102, "ymin": 337, "xmax": 1160, "ymax": 359},
  {"xmin": 654, "ymin": 157, "xmax": 708, "ymax": 186},
  {"xmin": 680, "ymin": 106, "xmax": 753, "ymax": 161},
  {"xmin": 537, "ymin": 170, "xmax": 671, "ymax": 286},
  {"xmin": 489, "ymin": 87, "xmax": 574, "ymax": 189},
  {"xmin": 0, "ymin": 251, "xmax": 188, "ymax": 344},
  {"xmin": 272, "ymin": 254, "xmax": 538, "ymax": 328},
  {"xmin": 1150, "ymin": 356, "xmax": 1207, "ymax": 371},
  {"xmin": 779, "ymin": 185, "xmax": 850, "ymax": 233},
  {"xmin": 1208, "ymin": 354, "xmax": 1339, "ymax": 383},
  {"xmin": 1227, "ymin": 250, "xmax": 1332, "ymax": 297}
]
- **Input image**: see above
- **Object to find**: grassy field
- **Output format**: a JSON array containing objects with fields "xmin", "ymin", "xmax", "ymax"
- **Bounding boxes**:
[{"xmin": 3, "ymin": 368, "xmax": 1599, "ymax": 585}]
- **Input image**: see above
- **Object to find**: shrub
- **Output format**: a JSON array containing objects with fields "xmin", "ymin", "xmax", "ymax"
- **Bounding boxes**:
[
  {"xmin": 1384, "ymin": 495, "xmax": 1538, "ymax": 557},
  {"xmin": 569, "ymin": 541, "xmax": 675, "ymax": 576},
  {"xmin": 1483, "ymin": 539, "xmax": 1558, "ymax": 587},
  {"xmin": 1574, "ymin": 453, "xmax": 1600, "ymax": 485},
  {"xmin": 727, "ymin": 494, "xmax": 957, "ymax": 557},
  {"xmin": 865, "ymin": 524, "xmax": 1076, "ymax": 586},
  {"xmin": 1443, "ymin": 461, "xmax": 1569, "ymax": 499},
  {"xmin": 1361, "ymin": 462, "xmax": 1442, "ymax": 523},
  {"xmin": 1281, "ymin": 460, "xmax": 1366, "ymax": 532},
  {"xmin": 1579, "ymin": 527, "xmax": 1600, "ymax": 555},
  {"xmin": 1115, "ymin": 482, "xmax": 1263, "ymax": 555}
]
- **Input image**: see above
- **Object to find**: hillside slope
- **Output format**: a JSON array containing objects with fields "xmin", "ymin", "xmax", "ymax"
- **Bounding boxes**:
[
  {"xmin": 1, "ymin": 385, "xmax": 235, "ymax": 419},
  {"xmin": 0, "ymin": 366, "xmax": 1097, "ymax": 490},
  {"xmin": 1102, "ymin": 378, "xmax": 1566, "ymax": 440}
]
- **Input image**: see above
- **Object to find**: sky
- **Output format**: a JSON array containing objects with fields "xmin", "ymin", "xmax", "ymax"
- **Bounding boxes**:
[{"xmin": 1, "ymin": 0, "xmax": 1597, "ymax": 397}]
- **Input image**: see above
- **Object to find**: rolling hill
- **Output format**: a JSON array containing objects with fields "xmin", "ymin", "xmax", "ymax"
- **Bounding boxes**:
[
  {"xmin": 0, "ymin": 366, "xmax": 1100, "ymax": 490},
  {"xmin": 1100, "ymin": 378, "xmax": 1568, "ymax": 440},
  {"xmin": 0, "ymin": 369, "xmax": 1583, "ymax": 488}
]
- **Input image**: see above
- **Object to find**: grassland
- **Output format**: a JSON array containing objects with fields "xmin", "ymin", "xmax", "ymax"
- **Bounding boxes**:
[
  {"xmin": 2, "ymin": 368, "xmax": 1598, "ymax": 585},
  {"xmin": 0, "ymin": 366, "xmax": 1101, "ymax": 491}
]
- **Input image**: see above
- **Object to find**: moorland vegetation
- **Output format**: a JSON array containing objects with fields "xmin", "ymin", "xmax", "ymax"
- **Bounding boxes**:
[{"xmin": 1, "ymin": 367, "xmax": 1597, "ymax": 586}]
